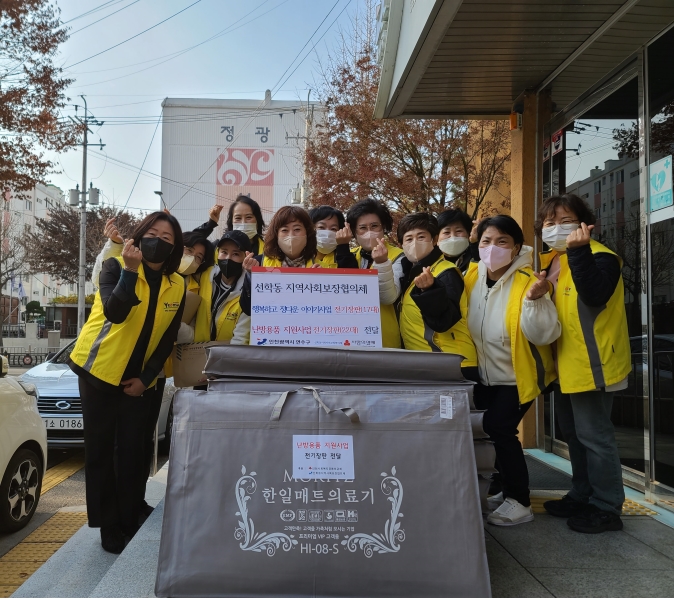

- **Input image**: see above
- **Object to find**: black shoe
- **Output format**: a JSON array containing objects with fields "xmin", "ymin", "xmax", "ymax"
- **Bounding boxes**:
[
  {"xmin": 543, "ymin": 494, "xmax": 589, "ymax": 518},
  {"xmin": 100, "ymin": 525, "xmax": 125, "ymax": 554},
  {"xmin": 567, "ymin": 507, "xmax": 623, "ymax": 534},
  {"xmin": 138, "ymin": 503, "xmax": 155, "ymax": 527}
]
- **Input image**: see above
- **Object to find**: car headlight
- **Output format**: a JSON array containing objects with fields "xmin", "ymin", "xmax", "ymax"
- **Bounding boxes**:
[{"xmin": 18, "ymin": 381, "xmax": 38, "ymax": 397}]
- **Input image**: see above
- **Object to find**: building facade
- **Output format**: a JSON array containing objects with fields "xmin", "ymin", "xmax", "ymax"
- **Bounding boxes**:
[
  {"xmin": 375, "ymin": 1, "xmax": 674, "ymax": 503},
  {"xmin": 161, "ymin": 92, "xmax": 319, "ymax": 236}
]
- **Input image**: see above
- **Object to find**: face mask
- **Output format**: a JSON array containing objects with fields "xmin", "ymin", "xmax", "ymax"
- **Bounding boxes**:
[
  {"xmin": 316, "ymin": 230, "xmax": 338, "ymax": 254},
  {"xmin": 403, "ymin": 240, "xmax": 434, "ymax": 264},
  {"xmin": 357, "ymin": 231, "xmax": 383, "ymax": 252},
  {"xmin": 541, "ymin": 223, "xmax": 579, "ymax": 252},
  {"xmin": 140, "ymin": 237, "xmax": 174, "ymax": 263},
  {"xmin": 178, "ymin": 254, "xmax": 198, "ymax": 276},
  {"xmin": 218, "ymin": 258, "xmax": 243, "ymax": 280},
  {"xmin": 479, "ymin": 244, "xmax": 515, "ymax": 272},
  {"xmin": 233, "ymin": 223, "xmax": 258, "ymax": 239},
  {"xmin": 438, "ymin": 236, "xmax": 470, "ymax": 257},
  {"xmin": 278, "ymin": 235, "xmax": 307, "ymax": 258}
]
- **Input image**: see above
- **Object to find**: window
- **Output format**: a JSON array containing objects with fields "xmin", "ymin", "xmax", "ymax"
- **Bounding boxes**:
[
  {"xmin": 610, "ymin": 172, "xmax": 614, "ymax": 183},
  {"xmin": 25, "ymin": 200, "xmax": 32, "ymax": 211},
  {"xmin": 630, "ymin": 169, "xmax": 639, "ymax": 178},
  {"xmin": 617, "ymin": 198, "xmax": 624, "ymax": 212},
  {"xmin": 595, "ymin": 208, "xmax": 601, "ymax": 219},
  {"xmin": 611, "ymin": 199, "xmax": 615, "ymax": 210},
  {"xmin": 617, "ymin": 169, "xmax": 625, "ymax": 184},
  {"xmin": 619, "ymin": 226, "xmax": 625, "ymax": 239},
  {"xmin": 603, "ymin": 202, "xmax": 607, "ymax": 213},
  {"xmin": 581, "ymin": 193, "xmax": 589, "ymax": 199},
  {"xmin": 602, "ymin": 176, "xmax": 607, "ymax": 185},
  {"xmin": 594, "ymin": 181, "xmax": 602, "ymax": 194},
  {"xmin": 37, "ymin": 198, "xmax": 42, "ymax": 204}
]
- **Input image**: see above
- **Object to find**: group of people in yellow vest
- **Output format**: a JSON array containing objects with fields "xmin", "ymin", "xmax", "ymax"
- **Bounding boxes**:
[{"xmin": 68, "ymin": 191, "xmax": 631, "ymax": 553}]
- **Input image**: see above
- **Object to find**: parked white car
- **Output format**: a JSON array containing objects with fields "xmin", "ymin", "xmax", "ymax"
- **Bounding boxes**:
[
  {"xmin": 20, "ymin": 340, "xmax": 176, "ymax": 452},
  {"xmin": 0, "ymin": 354, "xmax": 47, "ymax": 532}
]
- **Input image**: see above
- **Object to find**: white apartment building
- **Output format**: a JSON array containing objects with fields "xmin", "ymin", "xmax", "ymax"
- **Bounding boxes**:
[{"xmin": 1, "ymin": 183, "xmax": 94, "ymax": 321}]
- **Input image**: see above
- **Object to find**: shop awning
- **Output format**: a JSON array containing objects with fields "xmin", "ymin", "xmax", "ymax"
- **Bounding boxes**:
[{"xmin": 375, "ymin": 0, "xmax": 674, "ymax": 119}]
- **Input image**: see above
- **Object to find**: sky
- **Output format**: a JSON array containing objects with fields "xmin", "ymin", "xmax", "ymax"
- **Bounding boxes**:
[{"xmin": 48, "ymin": 0, "xmax": 357, "ymax": 215}]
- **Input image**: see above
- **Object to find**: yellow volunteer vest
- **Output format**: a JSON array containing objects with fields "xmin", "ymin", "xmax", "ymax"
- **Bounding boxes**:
[
  {"xmin": 193, "ymin": 267, "xmax": 243, "ymax": 342},
  {"xmin": 465, "ymin": 266, "xmax": 557, "ymax": 404},
  {"xmin": 540, "ymin": 240, "xmax": 631, "ymax": 394},
  {"xmin": 316, "ymin": 251, "xmax": 337, "ymax": 268},
  {"xmin": 261, "ymin": 256, "xmax": 316, "ymax": 268},
  {"xmin": 352, "ymin": 242, "xmax": 403, "ymax": 349},
  {"xmin": 253, "ymin": 235, "xmax": 264, "ymax": 255},
  {"xmin": 70, "ymin": 258, "xmax": 185, "ymax": 387},
  {"xmin": 399, "ymin": 256, "xmax": 477, "ymax": 367}
]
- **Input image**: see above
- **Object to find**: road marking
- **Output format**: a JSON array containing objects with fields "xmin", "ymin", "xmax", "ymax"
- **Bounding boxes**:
[
  {"xmin": 0, "ymin": 512, "xmax": 87, "ymax": 597},
  {"xmin": 41, "ymin": 454, "xmax": 85, "ymax": 494}
]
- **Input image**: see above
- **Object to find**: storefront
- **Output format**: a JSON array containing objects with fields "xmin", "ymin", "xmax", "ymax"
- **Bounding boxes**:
[{"xmin": 374, "ymin": 1, "xmax": 674, "ymax": 505}]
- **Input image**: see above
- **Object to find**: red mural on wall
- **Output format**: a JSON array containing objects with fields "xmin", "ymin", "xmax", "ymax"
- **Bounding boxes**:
[{"xmin": 216, "ymin": 148, "xmax": 275, "ymax": 215}]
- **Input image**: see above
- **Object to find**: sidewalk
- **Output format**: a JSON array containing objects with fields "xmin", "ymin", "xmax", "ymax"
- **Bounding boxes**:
[{"xmin": 12, "ymin": 454, "xmax": 674, "ymax": 598}]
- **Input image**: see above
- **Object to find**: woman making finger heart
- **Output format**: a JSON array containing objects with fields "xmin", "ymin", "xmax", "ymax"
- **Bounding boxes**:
[
  {"xmin": 69, "ymin": 212, "xmax": 185, "ymax": 554},
  {"xmin": 465, "ymin": 215, "xmax": 560, "ymax": 527}
]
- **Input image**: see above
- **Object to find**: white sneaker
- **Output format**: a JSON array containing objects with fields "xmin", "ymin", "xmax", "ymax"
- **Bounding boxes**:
[
  {"xmin": 487, "ymin": 492, "xmax": 504, "ymax": 512},
  {"xmin": 487, "ymin": 497, "xmax": 534, "ymax": 526}
]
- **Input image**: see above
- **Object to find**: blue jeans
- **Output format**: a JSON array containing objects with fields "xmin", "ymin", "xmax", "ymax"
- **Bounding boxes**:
[{"xmin": 554, "ymin": 385, "xmax": 625, "ymax": 514}]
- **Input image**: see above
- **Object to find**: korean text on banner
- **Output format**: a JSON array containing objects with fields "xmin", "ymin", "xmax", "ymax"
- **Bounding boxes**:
[{"xmin": 250, "ymin": 268, "xmax": 382, "ymax": 348}]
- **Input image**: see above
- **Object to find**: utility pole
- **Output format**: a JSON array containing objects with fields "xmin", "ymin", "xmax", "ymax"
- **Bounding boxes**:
[
  {"xmin": 69, "ymin": 95, "xmax": 105, "ymax": 333},
  {"xmin": 78, "ymin": 96, "xmax": 88, "ymax": 333}
]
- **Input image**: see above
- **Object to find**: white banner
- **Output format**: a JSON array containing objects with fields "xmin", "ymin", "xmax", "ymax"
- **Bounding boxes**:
[{"xmin": 250, "ymin": 268, "xmax": 382, "ymax": 348}]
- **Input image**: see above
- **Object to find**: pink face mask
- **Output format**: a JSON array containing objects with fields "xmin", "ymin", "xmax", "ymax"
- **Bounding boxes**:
[{"xmin": 479, "ymin": 244, "xmax": 514, "ymax": 272}]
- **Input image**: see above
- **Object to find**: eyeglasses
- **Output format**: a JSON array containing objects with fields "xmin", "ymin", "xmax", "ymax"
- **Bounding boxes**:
[{"xmin": 357, "ymin": 223, "xmax": 383, "ymax": 234}]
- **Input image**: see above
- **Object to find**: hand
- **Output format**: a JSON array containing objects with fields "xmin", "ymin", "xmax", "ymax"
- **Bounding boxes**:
[
  {"xmin": 209, "ymin": 204, "xmax": 223, "ymax": 223},
  {"xmin": 565, "ymin": 222, "xmax": 594, "ymax": 249},
  {"xmin": 104, "ymin": 218, "xmax": 124, "ymax": 244},
  {"xmin": 120, "ymin": 377, "xmax": 147, "ymax": 397},
  {"xmin": 371, "ymin": 238, "xmax": 388, "ymax": 264},
  {"xmin": 122, "ymin": 238, "xmax": 142, "ymax": 270},
  {"xmin": 414, "ymin": 267, "xmax": 435, "ymax": 290},
  {"xmin": 242, "ymin": 251, "xmax": 259, "ymax": 272},
  {"xmin": 526, "ymin": 272, "xmax": 551, "ymax": 300},
  {"xmin": 311, "ymin": 263, "xmax": 322, "ymax": 268},
  {"xmin": 335, "ymin": 223, "xmax": 352, "ymax": 245},
  {"xmin": 469, "ymin": 218, "xmax": 486, "ymax": 243}
]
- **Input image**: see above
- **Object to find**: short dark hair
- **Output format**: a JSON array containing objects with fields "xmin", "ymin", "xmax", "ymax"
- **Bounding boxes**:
[
  {"xmin": 308, "ymin": 205, "xmax": 345, "ymax": 229},
  {"xmin": 437, "ymin": 209, "xmax": 473, "ymax": 234},
  {"xmin": 396, "ymin": 213, "xmax": 439, "ymax": 244},
  {"xmin": 345, "ymin": 199, "xmax": 393, "ymax": 233},
  {"xmin": 130, "ymin": 212, "xmax": 183, "ymax": 275},
  {"xmin": 226, "ymin": 193, "xmax": 266, "ymax": 236},
  {"xmin": 535, "ymin": 194, "xmax": 596, "ymax": 235},
  {"xmin": 264, "ymin": 206, "xmax": 317, "ymax": 262},
  {"xmin": 182, "ymin": 231, "xmax": 215, "ymax": 273},
  {"xmin": 477, "ymin": 215, "xmax": 524, "ymax": 249}
]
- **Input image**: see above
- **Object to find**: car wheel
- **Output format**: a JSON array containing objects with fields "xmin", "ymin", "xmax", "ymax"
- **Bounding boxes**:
[
  {"xmin": 0, "ymin": 449, "xmax": 43, "ymax": 533},
  {"xmin": 158, "ymin": 401, "xmax": 173, "ymax": 455}
]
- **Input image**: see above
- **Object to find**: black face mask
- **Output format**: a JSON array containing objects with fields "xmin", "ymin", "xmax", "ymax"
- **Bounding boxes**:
[
  {"xmin": 218, "ymin": 258, "xmax": 243, "ymax": 280},
  {"xmin": 140, "ymin": 237, "xmax": 174, "ymax": 263}
]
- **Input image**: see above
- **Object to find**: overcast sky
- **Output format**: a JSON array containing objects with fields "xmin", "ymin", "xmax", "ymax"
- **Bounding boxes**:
[{"xmin": 49, "ymin": 0, "xmax": 356, "ymax": 215}]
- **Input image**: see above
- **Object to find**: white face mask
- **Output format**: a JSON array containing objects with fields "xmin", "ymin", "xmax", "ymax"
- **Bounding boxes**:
[
  {"xmin": 357, "ymin": 231, "xmax": 383, "ymax": 252},
  {"xmin": 278, "ymin": 235, "xmax": 307, "ymax": 258},
  {"xmin": 438, "ymin": 236, "xmax": 470, "ymax": 257},
  {"xmin": 178, "ymin": 254, "xmax": 198, "ymax": 276},
  {"xmin": 479, "ymin": 244, "xmax": 515, "ymax": 272},
  {"xmin": 541, "ymin": 223, "xmax": 579, "ymax": 251},
  {"xmin": 316, "ymin": 230, "xmax": 338, "ymax": 255},
  {"xmin": 403, "ymin": 240, "xmax": 434, "ymax": 264},
  {"xmin": 233, "ymin": 222, "xmax": 258, "ymax": 239}
]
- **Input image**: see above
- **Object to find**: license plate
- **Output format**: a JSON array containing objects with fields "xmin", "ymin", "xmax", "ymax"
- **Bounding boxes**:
[{"xmin": 42, "ymin": 417, "xmax": 83, "ymax": 430}]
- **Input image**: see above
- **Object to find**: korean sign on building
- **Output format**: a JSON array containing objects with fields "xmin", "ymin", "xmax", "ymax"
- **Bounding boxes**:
[{"xmin": 250, "ymin": 268, "xmax": 382, "ymax": 348}]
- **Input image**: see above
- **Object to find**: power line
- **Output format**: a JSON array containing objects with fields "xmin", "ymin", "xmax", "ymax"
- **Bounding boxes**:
[
  {"xmin": 122, "ymin": 112, "xmax": 161, "ymax": 210},
  {"xmin": 67, "ymin": 0, "xmax": 292, "ymax": 88},
  {"xmin": 62, "ymin": 0, "xmax": 127, "ymax": 24},
  {"xmin": 69, "ymin": 0, "xmax": 143, "ymax": 35},
  {"xmin": 63, "ymin": 0, "xmax": 204, "ymax": 69}
]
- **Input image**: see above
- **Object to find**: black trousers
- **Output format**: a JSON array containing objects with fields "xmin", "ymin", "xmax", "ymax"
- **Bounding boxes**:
[
  {"xmin": 473, "ymin": 383, "xmax": 532, "ymax": 507},
  {"xmin": 139, "ymin": 378, "xmax": 166, "ymax": 509},
  {"xmin": 79, "ymin": 377, "xmax": 152, "ymax": 536}
]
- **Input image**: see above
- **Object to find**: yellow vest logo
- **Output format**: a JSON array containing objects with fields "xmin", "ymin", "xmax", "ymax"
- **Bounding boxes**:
[
  {"xmin": 563, "ymin": 286, "xmax": 572, "ymax": 296},
  {"xmin": 226, "ymin": 311, "xmax": 240, "ymax": 320},
  {"xmin": 164, "ymin": 301, "xmax": 180, "ymax": 311}
]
